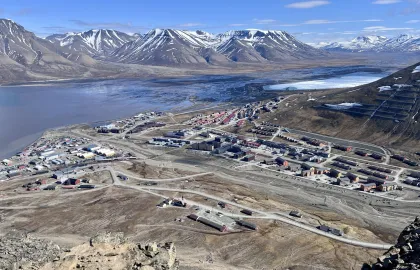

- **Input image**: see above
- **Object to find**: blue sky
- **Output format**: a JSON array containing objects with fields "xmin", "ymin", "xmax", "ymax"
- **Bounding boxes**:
[{"xmin": 2, "ymin": 0, "xmax": 420, "ymax": 43}]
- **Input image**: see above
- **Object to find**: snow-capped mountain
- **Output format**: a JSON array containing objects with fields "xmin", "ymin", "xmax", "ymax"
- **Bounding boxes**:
[
  {"xmin": 110, "ymin": 28, "xmax": 327, "ymax": 65},
  {"xmin": 216, "ymin": 29, "xmax": 327, "ymax": 62},
  {"xmin": 318, "ymin": 34, "xmax": 420, "ymax": 53},
  {"xmin": 384, "ymin": 34, "xmax": 420, "ymax": 52},
  {"xmin": 109, "ymin": 28, "xmax": 230, "ymax": 66},
  {"xmin": 186, "ymin": 30, "xmax": 219, "ymax": 46},
  {"xmin": 0, "ymin": 18, "xmax": 74, "ymax": 66},
  {"xmin": 217, "ymin": 37, "xmax": 267, "ymax": 63},
  {"xmin": 46, "ymin": 29, "xmax": 137, "ymax": 57},
  {"xmin": 317, "ymin": 35, "xmax": 388, "ymax": 52},
  {"xmin": 0, "ymin": 18, "xmax": 330, "ymax": 74}
]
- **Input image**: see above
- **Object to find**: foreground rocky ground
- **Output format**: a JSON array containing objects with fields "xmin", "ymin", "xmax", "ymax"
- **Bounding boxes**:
[
  {"xmin": 0, "ymin": 231, "xmax": 178, "ymax": 270},
  {"xmin": 1, "ymin": 219, "xmax": 419, "ymax": 270},
  {"xmin": 365, "ymin": 217, "xmax": 420, "ymax": 270},
  {"xmin": 0, "ymin": 231, "xmax": 61, "ymax": 269}
]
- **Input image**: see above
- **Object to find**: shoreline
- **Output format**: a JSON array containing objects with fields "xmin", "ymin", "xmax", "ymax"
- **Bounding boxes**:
[
  {"xmin": 0, "ymin": 64, "xmax": 394, "ymax": 161},
  {"xmin": 0, "ymin": 101, "xmax": 230, "ymax": 160},
  {"xmin": 0, "ymin": 59, "xmax": 394, "ymax": 88}
]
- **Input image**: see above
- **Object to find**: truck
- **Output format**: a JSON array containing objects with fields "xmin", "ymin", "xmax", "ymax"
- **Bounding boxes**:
[
  {"xmin": 289, "ymin": 210, "xmax": 302, "ymax": 218},
  {"xmin": 241, "ymin": 209, "xmax": 253, "ymax": 216}
]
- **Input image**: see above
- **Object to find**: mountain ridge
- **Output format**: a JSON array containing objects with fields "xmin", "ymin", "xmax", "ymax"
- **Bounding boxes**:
[
  {"xmin": 317, "ymin": 34, "xmax": 420, "ymax": 53},
  {"xmin": 45, "ymin": 29, "xmax": 137, "ymax": 57},
  {"xmin": 108, "ymin": 28, "xmax": 328, "ymax": 66}
]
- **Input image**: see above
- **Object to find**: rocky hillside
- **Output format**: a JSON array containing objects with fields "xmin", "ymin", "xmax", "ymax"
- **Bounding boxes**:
[
  {"xmin": 216, "ymin": 37, "xmax": 267, "ymax": 63},
  {"xmin": 364, "ymin": 217, "xmax": 420, "ymax": 270},
  {"xmin": 0, "ymin": 231, "xmax": 178, "ymax": 270},
  {"xmin": 0, "ymin": 19, "xmax": 84, "ymax": 68},
  {"xmin": 0, "ymin": 19, "xmax": 111, "ymax": 83},
  {"xmin": 316, "ymin": 62, "xmax": 420, "ymax": 123},
  {"xmin": 0, "ymin": 231, "xmax": 61, "ymax": 269},
  {"xmin": 41, "ymin": 232, "xmax": 179, "ymax": 270},
  {"xmin": 260, "ymin": 62, "xmax": 420, "ymax": 152}
]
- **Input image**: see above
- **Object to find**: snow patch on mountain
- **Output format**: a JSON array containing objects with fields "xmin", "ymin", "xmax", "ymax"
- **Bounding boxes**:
[
  {"xmin": 378, "ymin": 86, "xmax": 392, "ymax": 92},
  {"xmin": 46, "ymin": 29, "xmax": 137, "ymax": 57},
  {"xmin": 326, "ymin": 103, "xmax": 362, "ymax": 110},
  {"xmin": 394, "ymin": 84, "xmax": 412, "ymax": 88}
]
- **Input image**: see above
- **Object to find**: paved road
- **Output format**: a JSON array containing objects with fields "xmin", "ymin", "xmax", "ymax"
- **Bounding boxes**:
[
  {"xmin": 257, "ymin": 164, "xmax": 420, "ymax": 203},
  {"xmin": 288, "ymin": 128, "xmax": 387, "ymax": 155},
  {"xmin": 119, "ymin": 183, "xmax": 392, "ymax": 250},
  {"xmin": 269, "ymin": 128, "xmax": 281, "ymax": 141},
  {"xmin": 114, "ymin": 170, "xmax": 213, "ymax": 182},
  {"xmin": 108, "ymin": 164, "xmax": 393, "ymax": 250},
  {"xmin": 3, "ymin": 158, "xmax": 397, "ymax": 250},
  {"xmin": 173, "ymin": 103, "xmax": 232, "ymax": 117}
]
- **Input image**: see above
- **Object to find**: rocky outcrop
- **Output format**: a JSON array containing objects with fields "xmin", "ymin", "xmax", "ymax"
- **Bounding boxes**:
[
  {"xmin": 0, "ymin": 231, "xmax": 178, "ymax": 270},
  {"xmin": 365, "ymin": 217, "xmax": 420, "ymax": 270},
  {"xmin": 0, "ymin": 231, "xmax": 61, "ymax": 270},
  {"xmin": 40, "ymin": 232, "xmax": 179, "ymax": 270}
]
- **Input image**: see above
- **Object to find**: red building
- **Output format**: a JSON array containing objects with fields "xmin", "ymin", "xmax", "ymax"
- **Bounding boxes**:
[
  {"xmin": 62, "ymin": 185, "xmax": 77, "ymax": 189},
  {"xmin": 236, "ymin": 119, "xmax": 245, "ymax": 127},
  {"xmin": 275, "ymin": 157, "xmax": 289, "ymax": 167},
  {"xmin": 35, "ymin": 179, "xmax": 47, "ymax": 185},
  {"xmin": 221, "ymin": 110, "xmax": 237, "ymax": 125},
  {"xmin": 242, "ymin": 141, "xmax": 261, "ymax": 148},
  {"xmin": 63, "ymin": 178, "xmax": 81, "ymax": 185},
  {"xmin": 361, "ymin": 183, "xmax": 376, "ymax": 192}
]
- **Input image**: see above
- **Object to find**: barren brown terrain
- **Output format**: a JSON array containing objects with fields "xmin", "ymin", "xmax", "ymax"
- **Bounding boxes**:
[{"xmin": 1, "ymin": 155, "xmax": 417, "ymax": 269}]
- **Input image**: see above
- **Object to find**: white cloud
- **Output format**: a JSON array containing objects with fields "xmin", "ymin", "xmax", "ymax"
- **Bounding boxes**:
[
  {"xmin": 253, "ymin": 19, "xmax": 277, "ymax": 24},
  {"xmin": 276, "ymin": 24, "xmax": 300, "ymax": 27},
  {"xmin": 304, "ymin": 19, "xmax": 332, "ymax": 24},
  {"xmin": 69, "ymin": 20, "xmax": 148, "ymax": 32},
  {"xmin": 178, "ymin": 23, "xmax": 203, "ymax": 27},
  {"xmin": 303, "ymin": 19, "xmax": 382, "ymax": 24},
  {"xmin": 286, "ymin": 1, "xmax": 330, "ymax": 8},
  {"xmin": 406, "ymin": 20, "xmax": 420, "ymax": 23},
  {"xmin": 363, "ymin": 26, "xmax": 413, "ymax": 31},
  {"xmin": 373, "ymin": 0, "xmax": 401, "ymax": 4},
  {"xmin": 337, "ymin": 31, "xmax": 358, "ymax": 35},
  {"xmin": 295, "ymin": 32, "xmax": 325, "ymax": 35}
]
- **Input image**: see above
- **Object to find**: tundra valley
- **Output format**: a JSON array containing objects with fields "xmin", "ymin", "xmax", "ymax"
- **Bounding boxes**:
[{"xmin": 1, "ymin": 1, "xmax": 420, "ymax": 270}]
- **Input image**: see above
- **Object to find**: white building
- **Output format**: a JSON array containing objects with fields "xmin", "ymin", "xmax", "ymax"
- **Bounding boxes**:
[
  {"xmin": 2, "ymin": 159, "xmax": 12, "ymax": 165},
  {"xmin": 96, "ymin": 148, "xmax": 115, "ymax": 157},
  {"xmin": 43, "ymin": 153, "xmax": 59, "ymax": 161}
]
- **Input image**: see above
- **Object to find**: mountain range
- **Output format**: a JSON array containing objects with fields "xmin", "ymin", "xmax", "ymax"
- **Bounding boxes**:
[
  {"xmin": 316, "ymin": 34, "xmax": 420, "ymax": 53},
  {"xmin": 1, "ymin": 18, "xmax": 420, "ymax": 84},
  {"xmin": 0, "ymin": 19, "xmax": 327, "ymax": 67},
  {"xmin": 0, "ymin": 18, "xmax": 335, "ymax": 83}
]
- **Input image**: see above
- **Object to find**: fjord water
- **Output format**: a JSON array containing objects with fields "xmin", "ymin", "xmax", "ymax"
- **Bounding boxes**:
[{"xmin": 0, "ymin": 66, "xmax": 389, "ymax": 159}]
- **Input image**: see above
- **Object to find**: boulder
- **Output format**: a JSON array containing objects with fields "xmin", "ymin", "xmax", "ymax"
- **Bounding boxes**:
[{"xmin": 369, "ymin": 217, "xmax": 420, "ymax": 270}]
